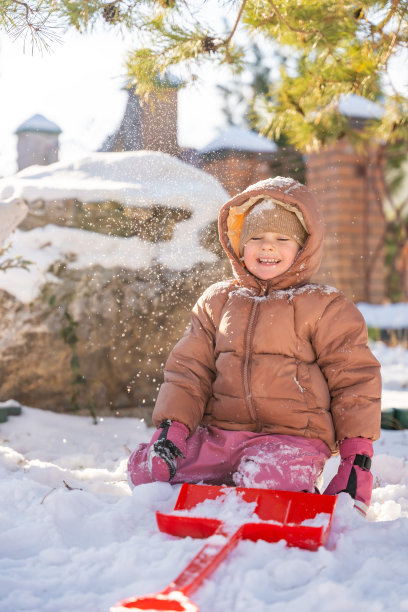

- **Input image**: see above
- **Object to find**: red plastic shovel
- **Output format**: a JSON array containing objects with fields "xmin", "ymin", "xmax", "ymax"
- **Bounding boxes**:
[{"xmin": 111, "ymin": 484, "xmax": 337, "ymax": 612}]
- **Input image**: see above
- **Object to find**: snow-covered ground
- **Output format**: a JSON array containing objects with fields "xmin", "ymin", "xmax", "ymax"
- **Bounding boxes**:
[{"xmin": 1, "ymin": 340, "xmax": 408, "ymax": 612}]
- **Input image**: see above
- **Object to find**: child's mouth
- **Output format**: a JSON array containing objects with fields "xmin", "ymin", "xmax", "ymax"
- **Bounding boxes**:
[{"xmin": 257, "ymin": 258, "xmax": 281, "ymax": 265}]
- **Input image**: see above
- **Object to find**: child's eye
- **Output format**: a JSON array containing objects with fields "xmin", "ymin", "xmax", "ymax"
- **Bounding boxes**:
[{"xmin": 278, "ymin": 238, "xmax": 289, "ymax": 241}]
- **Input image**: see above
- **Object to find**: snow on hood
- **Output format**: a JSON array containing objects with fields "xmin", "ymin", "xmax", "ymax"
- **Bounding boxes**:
[{"xmin": 0, "ymin": 152, "xmax": 230, "ymax": 303}]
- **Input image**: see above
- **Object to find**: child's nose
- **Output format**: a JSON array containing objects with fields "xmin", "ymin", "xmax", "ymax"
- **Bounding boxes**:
[{"xmin": 261, "ymin": 239, "xmax": 276, "ymax": 249}]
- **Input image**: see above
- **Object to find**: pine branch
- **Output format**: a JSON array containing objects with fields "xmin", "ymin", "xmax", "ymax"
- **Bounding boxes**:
[
  {"xmin": 2, "ymin": 0, "xmax": 408, "ymax": 152},
  {"xmin": 266, "ymin": 0, "xmax": 339, "ymax": 58},
  {"xmin": 225, "ymin": 0, "xmax": 246, "ymax": 45},
  {"xmin": 3, "ymin": 0, "xmax": 62, "ymax": 52},
  {"xmin": 126, "ymin": 12, "xmax": 244, "ymax": 97}
]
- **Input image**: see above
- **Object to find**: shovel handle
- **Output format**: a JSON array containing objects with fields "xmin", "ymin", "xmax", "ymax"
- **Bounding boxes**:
[
  {"xmin": 110, "ymin": 526, "xmax": 243, "ymax": 611},
  {"xmin": 164, "ymin": 525, "xmax": 244, "ymax": 597}
]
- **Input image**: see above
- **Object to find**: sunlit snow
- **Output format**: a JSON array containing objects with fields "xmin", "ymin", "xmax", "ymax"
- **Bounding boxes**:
[{"xmin": 1, "ymin": 338, "xmax": 408, "ymax": 612}]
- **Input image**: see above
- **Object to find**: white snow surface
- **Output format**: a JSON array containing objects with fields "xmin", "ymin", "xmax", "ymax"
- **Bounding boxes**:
[
  {"xmin": 0, "ymin": 225, "xmax": 218, "ymax": 304},
  {"xmin": 1, "ymin": 340, "xmax": 408, "ymax": 612}
]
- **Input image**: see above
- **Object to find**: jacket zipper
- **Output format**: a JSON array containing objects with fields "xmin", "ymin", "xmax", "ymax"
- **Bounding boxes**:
[{"xmin": 242, "ymin": 286, "xmax": 266, "ymax": 431}]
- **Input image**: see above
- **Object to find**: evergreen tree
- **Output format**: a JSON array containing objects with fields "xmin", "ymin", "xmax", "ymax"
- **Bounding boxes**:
[{"xmin": 2, "ymin": 1, "xmax": 408, "ymax": 150}]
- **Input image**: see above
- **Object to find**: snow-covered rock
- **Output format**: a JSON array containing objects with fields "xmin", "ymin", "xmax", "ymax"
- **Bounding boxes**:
[
  {"xmin": 0, "ymin": 149, "xmax": 226, "ymax": 211},
  {"xmin": 0, "ymin": 152, "xmax": 230, "ymax": 415},
  {"xmin": 0, "ymin": 151, "xmax": 228, "ymax": 269}
]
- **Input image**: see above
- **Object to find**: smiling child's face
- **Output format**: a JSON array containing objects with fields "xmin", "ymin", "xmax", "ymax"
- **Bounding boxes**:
[{"xmin": 243, "ymin": 231, "xmax": 301, "ymax": 280}]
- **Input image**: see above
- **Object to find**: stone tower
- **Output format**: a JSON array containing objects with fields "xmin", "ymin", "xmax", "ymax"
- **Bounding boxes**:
[
  {"xmin": 101, "ymin": 77, "xmax": 180, "ymax": 157},
  {"xmin": 15, "ymin": 114, "xmax": 61, "ymax": 171}
]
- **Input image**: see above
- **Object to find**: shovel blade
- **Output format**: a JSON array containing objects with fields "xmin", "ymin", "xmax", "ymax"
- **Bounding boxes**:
[{"xmin": 159, "ymin": 484, "xmax": 336, "ymax": 549}]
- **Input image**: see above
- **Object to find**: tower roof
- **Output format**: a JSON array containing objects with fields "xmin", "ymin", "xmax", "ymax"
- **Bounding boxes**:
[
  {"xmin": 338, "ymin": 94, "xmax": 384, "ymax": 119},
  {"xmin": 15, "ymin": 114, "xmax": 62, "ymax": 135},
  {"xmin": 200, "ymin": 126, "xmax": 278, "ymax": 155}
]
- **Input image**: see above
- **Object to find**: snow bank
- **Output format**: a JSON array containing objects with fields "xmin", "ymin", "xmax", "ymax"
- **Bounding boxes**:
[
  {"xmin": 371, "ymin": 342, "xmax": 408, "ymax": 410},
  {"xmin": 358, "ymin": 302, "xmax": 408, "ymax": 330},
  {"xmin": 1, "ymin": 409, "xmax": 408, "ymax": 611},
  {"xmin": 1, "ymin": 342, "xmax": 408, "ymax": 612}
]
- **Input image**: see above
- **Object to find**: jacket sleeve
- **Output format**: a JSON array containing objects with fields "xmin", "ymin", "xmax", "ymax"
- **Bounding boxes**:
[
  {"xmin": 312, "ymin": 294, "xmax": 382, "ymax": 443},
  {"xmin": 152, "ymin": 289, "xmax": 218, "ymax": 433}
]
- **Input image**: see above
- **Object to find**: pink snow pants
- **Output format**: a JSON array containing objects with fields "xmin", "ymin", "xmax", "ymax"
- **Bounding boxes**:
[{"xmin": 128, "ymin": 425, "xmax": 331, "ymax": 492}]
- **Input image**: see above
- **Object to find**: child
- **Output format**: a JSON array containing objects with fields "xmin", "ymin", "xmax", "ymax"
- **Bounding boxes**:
[{"xmin": 128, "ymin": 177, "xmax": 381, "ymax": 516}]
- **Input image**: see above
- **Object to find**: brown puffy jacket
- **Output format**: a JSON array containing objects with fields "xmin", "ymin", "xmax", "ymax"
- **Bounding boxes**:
[{"xmin": 153, "ymin": 178, "xmax": 381, "ymax": 453}]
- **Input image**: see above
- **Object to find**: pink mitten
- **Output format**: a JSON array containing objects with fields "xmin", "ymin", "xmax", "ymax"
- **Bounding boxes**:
[
  {"xmin": 324, "ymin": 437, "xmax": 373, "ymax": 516},
  {"xmin": 147, "ymin": 420, "xmax": 189, "ymax": 481}
]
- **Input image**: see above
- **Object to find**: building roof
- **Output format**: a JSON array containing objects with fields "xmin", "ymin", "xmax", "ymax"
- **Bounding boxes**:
[
  {"xmin": 154, "ymin": 72, "xmax": 183, "ymax": 89},
  {"xmin": 15, "ymin": 114, "xmax": 62, "ymax": 135},
  {"xmin": 338, "ymin": 94, "xmax": 384, "ymax": 119},
  {"xmin": 200, "ymin": 126, "xmax": 278, "ymax": 155}
]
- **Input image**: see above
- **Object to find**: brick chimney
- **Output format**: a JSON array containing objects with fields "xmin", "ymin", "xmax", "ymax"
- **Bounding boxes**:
[{"xmin": 306, "ymin": 96, "xmax": 386, "ymax": 303}]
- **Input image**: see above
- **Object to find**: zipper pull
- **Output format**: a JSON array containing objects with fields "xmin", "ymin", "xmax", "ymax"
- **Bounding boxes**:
[{"xmin": 258, "ymin": 283, "xmax": 267, "ymax": 297}]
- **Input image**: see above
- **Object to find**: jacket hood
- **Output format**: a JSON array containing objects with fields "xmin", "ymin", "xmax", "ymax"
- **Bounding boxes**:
[{"xmin": 218, "ymin": 177, "xmax": 324, "ymax": 292}]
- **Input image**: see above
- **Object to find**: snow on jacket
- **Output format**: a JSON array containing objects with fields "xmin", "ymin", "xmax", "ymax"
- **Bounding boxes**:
[{"xmin": 152, "ymin": 177, "xmax": 381, "ymax": 453}]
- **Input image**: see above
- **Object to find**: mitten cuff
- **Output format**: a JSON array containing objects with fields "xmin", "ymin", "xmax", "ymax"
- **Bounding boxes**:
[
  {"xmin": 339, "ymin": 437, "xmax": 373, "ymax": 460},
  {"xmin": 158, "ymin": 420, "xmax": 190, "ymax": 436},
  {"xmin": 163, "ymin": 420, "xmax": 189, "ymax": 439}
]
